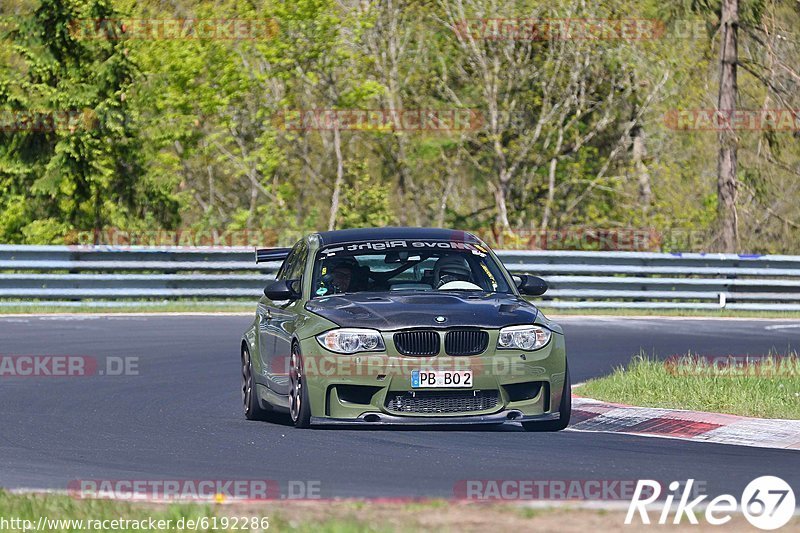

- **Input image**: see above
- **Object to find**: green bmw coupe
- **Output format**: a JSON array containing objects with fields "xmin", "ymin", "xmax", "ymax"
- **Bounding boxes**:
[{"xmin": 241, "ymin": 227, "xmax": 570, "ymax": 431}]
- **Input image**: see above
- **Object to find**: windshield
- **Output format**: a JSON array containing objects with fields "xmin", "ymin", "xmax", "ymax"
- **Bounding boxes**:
[{"xmin": 311, "ymin": 240, "xmax": 513, "ymax": 297}]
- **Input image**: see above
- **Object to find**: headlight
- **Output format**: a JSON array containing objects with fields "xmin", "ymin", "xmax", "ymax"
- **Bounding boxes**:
[
  {"xmin": 497, "ymin": 325, "xmax": 551, "ymax": 351},
  {"xmin": 316, "ymin": 328, "xmax": 386, "ymax": 354}
]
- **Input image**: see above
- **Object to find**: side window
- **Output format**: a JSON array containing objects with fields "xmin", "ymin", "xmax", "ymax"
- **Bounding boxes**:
[
  {"xmin": 288, "ymin": 240, "xmax": 308, "ymax": 281},
  {"xmin": 277, "ymin": 241, "xmax": 301, "ymax": 281},
  {"xmin": 279, "ymin": 239, "xmax": 307, "ymax": 284}
]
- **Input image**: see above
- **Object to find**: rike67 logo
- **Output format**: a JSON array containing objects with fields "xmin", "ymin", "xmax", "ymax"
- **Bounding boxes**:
[{"xmin": 626, "ymin": 477, "xmax": 795, "ymax": 530}]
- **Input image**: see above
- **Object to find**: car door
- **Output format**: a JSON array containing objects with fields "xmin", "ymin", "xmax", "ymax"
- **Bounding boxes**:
[
  {"xmin": 257, "ymin": 242, "xmax": 297, "ymax": 390},
  {"xmin": 265, "ymin": 238, "xmax": 308, "ymax": 395}
]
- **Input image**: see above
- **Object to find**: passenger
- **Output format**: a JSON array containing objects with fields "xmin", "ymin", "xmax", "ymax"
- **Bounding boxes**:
[{"xmin": 433, "ymin": 255, "xmax": 473, "ymax": 288}]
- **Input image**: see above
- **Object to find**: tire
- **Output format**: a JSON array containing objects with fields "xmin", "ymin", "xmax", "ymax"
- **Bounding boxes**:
[
  {"xmin": 289, "ymin": 344, "xmax": 312, "ymax": 428},
  {"xmin": 242, "ymin": 345, "xmax": 272, "ymax": 421},
  {"xmin": 523, "ymin": 363, "xmax": 571, "ymax": 432}
]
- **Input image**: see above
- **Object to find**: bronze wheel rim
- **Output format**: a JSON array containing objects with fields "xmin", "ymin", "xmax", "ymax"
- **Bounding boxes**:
[
  {"xmin": 289, "ymin": 349, "xmax": 302, "ymax": 422},
  {"xmin": 242, "ymin": 350, "xmax": 252, "ymax": 415}
]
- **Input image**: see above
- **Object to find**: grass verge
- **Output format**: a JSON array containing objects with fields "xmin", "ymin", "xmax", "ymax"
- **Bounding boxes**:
[
  {"xmin": 0, "ymin": 491, "xmax": 760, "ymax": 532},
  {"xmin": 575, "ymin": 353, "xmax": 800, "ymax": 419}
]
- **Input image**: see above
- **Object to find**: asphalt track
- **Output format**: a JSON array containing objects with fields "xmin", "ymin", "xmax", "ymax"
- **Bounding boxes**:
[{"xmin": 0, "ymin": 314, "xmax": 799, "ymax": 499}]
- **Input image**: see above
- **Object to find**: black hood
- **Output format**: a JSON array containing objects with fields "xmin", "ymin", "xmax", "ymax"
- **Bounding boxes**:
[{"xmin": 305, "ymin": 292, "xmax": 539, "ymax": 330}]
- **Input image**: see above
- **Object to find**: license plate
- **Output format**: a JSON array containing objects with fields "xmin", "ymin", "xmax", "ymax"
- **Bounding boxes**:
[{"xmin": 411, "ymin": 370, "xmax": 472, "ymax": 388}]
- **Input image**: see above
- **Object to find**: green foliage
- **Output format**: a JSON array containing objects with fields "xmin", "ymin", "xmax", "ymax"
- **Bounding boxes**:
[
  {"xmin": 337, "ymin": 165, "xmax": 395, "ymax": 229},
  {"xmin": 0, "ymin": 0, "xmax": 797, "ymax": 251},
  {"xmin": 577, "ymin": 352, "xmax": 800, "ymax": 419},
  {"xmin": 0, "ymin": 0, "xmax": 178, "ymax": 243}
]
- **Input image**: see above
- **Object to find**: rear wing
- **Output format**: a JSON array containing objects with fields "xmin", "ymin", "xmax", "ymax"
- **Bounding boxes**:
[{"xmin": 255, "ymin": 247, "xmax": 291, "ymax": 263}]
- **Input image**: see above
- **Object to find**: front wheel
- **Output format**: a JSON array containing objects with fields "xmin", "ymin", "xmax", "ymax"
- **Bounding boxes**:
[
  {"xmin": 289, "ymin": 344, "xmax": 311, "ymax": 428},
  {"xmin": 523, "ymin": 364, "xmax": 571, "ymax": 432}
]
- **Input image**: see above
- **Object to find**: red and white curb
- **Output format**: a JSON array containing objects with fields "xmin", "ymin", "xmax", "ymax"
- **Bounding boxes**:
[{"xmin": 570, "ymin": 397, "xmax": 800, "ymax": 450}]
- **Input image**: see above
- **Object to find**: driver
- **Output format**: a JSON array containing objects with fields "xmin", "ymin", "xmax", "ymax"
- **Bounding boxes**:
[
  {"xmin": 324, "ymin": 257, "xmax": 359, "ymax": 294},
  {"xmin": 433, "ymin": 255, "xmax": 473, "ymax": 289}
]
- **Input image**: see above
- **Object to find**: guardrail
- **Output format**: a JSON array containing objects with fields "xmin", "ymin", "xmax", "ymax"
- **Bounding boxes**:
[{"xmin": 1, "ymin": 245, "xmax": 799, "ymax": 310}]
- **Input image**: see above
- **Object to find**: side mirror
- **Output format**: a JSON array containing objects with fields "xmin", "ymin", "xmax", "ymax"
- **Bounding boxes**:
[
  {"xmin": 264, "ymin": 279, "xmax": 300, "ymax": 301},
  {"xmin": 516, "ymin": 275, "xmax": 548, "ymax": 296}
]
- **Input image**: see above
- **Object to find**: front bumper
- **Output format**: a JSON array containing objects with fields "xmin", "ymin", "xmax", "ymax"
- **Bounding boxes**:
[
  {"xmin": 298, "ymin": 328, "xmax": 567, "ymax": 422},
  {"xmin": 311, "ymin": 410, "xmax": 560, "ymax": 426}
]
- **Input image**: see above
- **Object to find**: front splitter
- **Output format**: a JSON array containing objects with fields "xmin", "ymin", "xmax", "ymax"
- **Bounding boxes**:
[{"xmin": 310, "ymin": 410, "xmax": 559, "ymax": 426}]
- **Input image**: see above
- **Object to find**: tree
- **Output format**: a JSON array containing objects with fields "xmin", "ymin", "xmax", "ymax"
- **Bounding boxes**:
[
  {"xmin": 0, "ymin": 0, "xmax": 178, "ymax": 243},
  {"xmin": 717, "ymin": 0, "xmax": 739, "ymax": 251},
  {"xmin": 437, "ymin": 0, "xmax": 666, "ymax": 240}
]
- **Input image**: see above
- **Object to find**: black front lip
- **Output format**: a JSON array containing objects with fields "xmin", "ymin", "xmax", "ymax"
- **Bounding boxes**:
[{"xmin": 310, "ymin": 410, "xmax": 559, "ymax": 426}]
